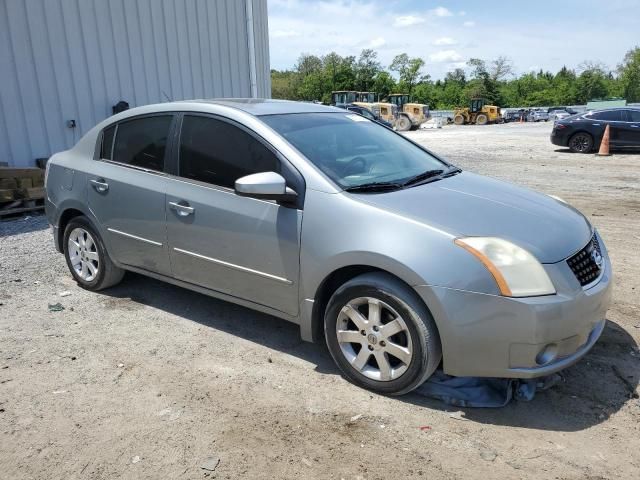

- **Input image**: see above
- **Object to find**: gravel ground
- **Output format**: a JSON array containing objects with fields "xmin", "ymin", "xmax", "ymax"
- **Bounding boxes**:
[{"xmin": 1, "ymin": 122, "xmax": 639, "ymax": 480}]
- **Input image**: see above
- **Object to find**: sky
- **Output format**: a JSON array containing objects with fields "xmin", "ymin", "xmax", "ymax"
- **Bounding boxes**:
[{"xmin": 267, "ymin": 0, "xmax": 639, "ymax": 79}]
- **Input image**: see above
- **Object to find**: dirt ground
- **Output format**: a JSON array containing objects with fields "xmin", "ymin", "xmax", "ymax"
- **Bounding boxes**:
[{"xmin": 1, "ymin": 121, "xmax": 639, "ymax": 480}]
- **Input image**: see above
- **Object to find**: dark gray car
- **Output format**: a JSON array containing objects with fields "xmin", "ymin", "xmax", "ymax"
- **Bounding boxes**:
[{"xmin": 45, "ymin": 99, "xmax": 612, "ymax": 395}]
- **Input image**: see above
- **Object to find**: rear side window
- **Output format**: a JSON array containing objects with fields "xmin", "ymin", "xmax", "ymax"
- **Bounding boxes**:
[
  {"xmin": 178, "ymin": 115, "xmax": 279, "ymax": 188},
  {"xmin": 591, "ymin": 110, "xmax": 623, "ymax": 121},
  {"xmin": 100, "ymin": 125, "xmax": 115, "ymax": 159},
  {"xmin": 111, "ymin": 115, "xmax": 173, "ymax": 171},
  {"xmin": 627, "ymin": 110, "xmax": 640, "ymax": 122}
]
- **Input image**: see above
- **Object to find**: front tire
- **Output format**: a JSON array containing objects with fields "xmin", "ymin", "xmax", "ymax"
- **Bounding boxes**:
[
  {"xmin": 396, "ymin": 115, "xmax": 411, "ymax": 132},
  {"xmin": 63, "ymin": 216, "xmax": 124, "ymax": 291},
  {"xmin": 475, "ymin": 113, "xmax": 488, "ymax": 125},
  {"xmin": 568, "ymin": 132, "xmax": 594, "ymax": 153},
  {"xmin": 324, "ymin": 273, "xmax": 442, "ymax": 395}
]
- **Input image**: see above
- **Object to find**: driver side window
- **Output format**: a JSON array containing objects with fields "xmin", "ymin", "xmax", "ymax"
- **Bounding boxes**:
[{"xmin": 178, "ymin": 115, "xmax": 280, "ymax": 188}]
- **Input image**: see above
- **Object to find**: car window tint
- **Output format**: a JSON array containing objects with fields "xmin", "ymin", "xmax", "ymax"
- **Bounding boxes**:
[
  {"xmin": 627, "ymin": 110, "xmax": 640, "ymax": 122},
  {"xmin": 100, "ymin": 125, "xmax": 115, "ymax": 159},
  {"xmin": 112, "ymin": 116, "xmax": 172, "ymax": 170},
  {"xmin": 179, "ymin": 115, "xmax": 279, "ymax": 188},
  {"xmin": 591, "ymin": 110, "xmax": 623, "ymax": 121}
]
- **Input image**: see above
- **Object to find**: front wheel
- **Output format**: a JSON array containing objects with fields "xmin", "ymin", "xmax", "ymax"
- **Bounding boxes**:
[
  {"xmin": 396, "ymin": 115, "xmax": 412, "ymax": 132},
  {"xmin": 324, "ymin": 273, "xmax": 442, "ymax": 395},
  {"xmin": 475, "ymin": 113, "xmax": 488, "ymax": 125},
  {"xmin": 568, "ymin": 132, "xmax": 594, "ymax": 153}
]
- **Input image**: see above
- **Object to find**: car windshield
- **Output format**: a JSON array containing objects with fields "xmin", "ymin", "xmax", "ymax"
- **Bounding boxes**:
[{"xmin": 261, "ymin": 113, "xmax": 448, "ymax": 189}]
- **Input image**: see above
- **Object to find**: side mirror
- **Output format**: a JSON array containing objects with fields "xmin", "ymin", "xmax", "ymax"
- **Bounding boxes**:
[{"xmin": 234, "ymin": 172, "xmax": 298, "ymax": 203}]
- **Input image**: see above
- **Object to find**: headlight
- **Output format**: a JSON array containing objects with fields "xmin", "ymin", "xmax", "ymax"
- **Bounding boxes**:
[{"xmin": 454, "ymin": 237, "xmax": 555, "ymax": 297}]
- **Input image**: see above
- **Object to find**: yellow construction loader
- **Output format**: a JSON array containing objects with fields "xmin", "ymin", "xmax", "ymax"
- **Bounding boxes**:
[
  {"xmin": 387, "ymin": 94, "xmax": 430, "ymax": 131},
  {"xmin": 453, "ymin": 99, "xmax": 502, "ymax": 125},
  {"xmin": 331, "ymin": 91, "xmax": 398, "ymax": 127}
]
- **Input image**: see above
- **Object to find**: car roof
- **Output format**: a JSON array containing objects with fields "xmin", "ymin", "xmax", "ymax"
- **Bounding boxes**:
[
  {"xmin": 586, "ymin": 107, "xmax": 638, "ymax": 113},
  {"xmin": 180, "ymin": 98, "xmax": 343, "ymax": 116}
]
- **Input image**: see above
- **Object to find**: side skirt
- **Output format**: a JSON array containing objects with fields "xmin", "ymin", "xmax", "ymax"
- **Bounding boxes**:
[{"xmin": 120, "ymin": 264, "xmax": 301, "ymax": 326}]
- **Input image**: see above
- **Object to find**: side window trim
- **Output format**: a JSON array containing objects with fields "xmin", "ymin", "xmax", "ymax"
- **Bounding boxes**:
[{"xmin": 175, "ymin": 112, "xmax": 306, "ymax": 208}]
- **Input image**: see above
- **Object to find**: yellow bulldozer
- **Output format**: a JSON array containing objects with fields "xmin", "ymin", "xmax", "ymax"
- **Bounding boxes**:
[
  {"xmin": 387, "ymin": 94, "xmax": 430, "ymax": 131},
  {"xmin": 330, "ymin": 91, "xmax": 398, "ymax": 127},
  {"xmin": 453, "ymin": 99, "xmax": 502, "ymax": 125}
]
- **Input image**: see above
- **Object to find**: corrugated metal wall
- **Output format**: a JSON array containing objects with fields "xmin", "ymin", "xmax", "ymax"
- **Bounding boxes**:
[{"xmin": 0, "ymin": 0, "xmax": 271, "ymax": 167}]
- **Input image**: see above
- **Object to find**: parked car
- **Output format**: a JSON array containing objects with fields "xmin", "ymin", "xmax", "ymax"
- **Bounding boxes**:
[
  {"xmin": 549, "ymin": 109, "xmax": 572, "ymax": 121},
  {"xmin": 527, "ymin": 109, "xmax": 549, "ymax": 122},
  {"xmin": 343, "ymin": 104, "xmax": 393, "ymax": 128},
  {"xmin": 551, "ymin": 107, "xmax": 640, "ymax": 153},
  {"xmin": 45, "ymin": 99, "xmax": 612, "ymax": 395},
  {"xmin": 547, "ymin": 106, "xmax": 579, "ymax": 115},
  {"xmin": 503, "ymin": 110, "xmax": 524, "ymax": 123}
]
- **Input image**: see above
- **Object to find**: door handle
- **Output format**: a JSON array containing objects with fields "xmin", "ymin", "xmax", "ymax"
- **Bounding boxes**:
[
  {"xmin": 169, "ymin": 201, "xmax": 195, "ymax": 216},
  {"xmin": 90, "ymin": 179, "xmax": 109, "ymax": 192}
]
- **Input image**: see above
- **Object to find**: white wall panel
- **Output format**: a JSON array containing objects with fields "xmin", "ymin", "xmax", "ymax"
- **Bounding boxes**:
[{"xmin": 0, "ymin": 0, "xmax": 271, "ymax": 167}]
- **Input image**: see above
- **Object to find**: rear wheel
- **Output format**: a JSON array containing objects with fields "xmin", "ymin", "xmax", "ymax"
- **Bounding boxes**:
[
  {"xmin": 396, "ymin": 115, "xmax": 411, "ymax": 132},
  {"xmin": 63, "ymin": 216, "xmax": 124, "ymax": 291},
  {"xmin": 475, "ymin": 113, "xmax": 488, "ymax": 125},
  {"xmin": 568, "ymin": 132, "xmax": 594, "ymax": 153},
  {"xmin": 453, "ymin": 114, "xmax": 465, "ymax": 125},
  {"xmin": 324, "ymin": 273, "xmax": 442, "ymax": 395}
]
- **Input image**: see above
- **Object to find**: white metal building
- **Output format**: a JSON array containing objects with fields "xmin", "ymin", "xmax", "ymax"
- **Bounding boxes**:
[{"xmin": 0, "ymin": 0, "xmax": 271, "ymax": 167}]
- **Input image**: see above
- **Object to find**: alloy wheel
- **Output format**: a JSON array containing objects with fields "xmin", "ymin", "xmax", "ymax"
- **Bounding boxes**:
[
  {"xmin": 67, "ymin": 227, "xmax": 100, "ymax": 282},
  {"xmin": 570, "ymin": 134, "xmax": 592, "ymax": 153},
  {"xmin": 335, "ymin": 297, "xmax": 413, "ymax": 381}
]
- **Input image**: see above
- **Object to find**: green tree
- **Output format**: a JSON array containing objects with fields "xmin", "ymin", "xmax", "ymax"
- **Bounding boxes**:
[
  {"xmin": 322, "ymin": 52, "xmax": 356, "ymax": 95},
  {"xmin": 355, "ymin": 49, "xmax": 381, "ymax": 92},
  {"xmin": 575, "ymin": 62, "xmax": 609, "ymax": 103},
  {"xmin": 618, "ymin": 46, "xmax": 640, "ymax": 102},
  {"xmin": 390, "ymin": 53, "xmax": 426, "ymax": 96},
  {"xmin": 372, "ymin": 71, "xmax": 396, "ymax": 100}
]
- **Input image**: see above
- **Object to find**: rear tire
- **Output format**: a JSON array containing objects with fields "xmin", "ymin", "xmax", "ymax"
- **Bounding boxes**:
[
  {"xmin": 396, "ymin": 115, "xmax": 411, "ymax": 132},
  {"xmin": 63, "ymin": 216, "xmax": 125, "ymax": 291},
  {"xmin": 568, "ymin": 132, "xmax": 594, "ymax": 153},
  {"xmin": 324, "ymin": 273, "xmax": 442, "ymax": 395},
  {"xmin": 476, "ymin": 113, "xmax": 488, "ymax": 125}
]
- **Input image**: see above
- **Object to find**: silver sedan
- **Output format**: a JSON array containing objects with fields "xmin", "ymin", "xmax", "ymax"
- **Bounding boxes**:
[{"xmin": 45, "ymin": 99, "xmax": 612, "ymax": 395}]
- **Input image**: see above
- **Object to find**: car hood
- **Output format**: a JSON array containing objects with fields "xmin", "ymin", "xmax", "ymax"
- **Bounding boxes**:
[{"xmin": 353, "ymin": 172, "xmax": 592, "ymax": 263}]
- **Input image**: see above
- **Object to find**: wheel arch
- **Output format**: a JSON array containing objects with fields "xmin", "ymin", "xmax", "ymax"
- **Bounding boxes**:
[
  {"xmin": 305, "ymin": 264, "xmax": 437, "ymax": 344},
  {"xmin": 56, "ymin": 207, "xmax": 88, "ymax": 252}
]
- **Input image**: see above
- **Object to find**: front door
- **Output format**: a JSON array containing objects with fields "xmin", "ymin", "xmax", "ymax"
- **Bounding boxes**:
[
  {"xmin": 165, "ymin": 114, "xmax": 302, "ymax": 316},
  {"xmin": 87, "ymin": 114, "xmax": 174, "ymax": 275}
]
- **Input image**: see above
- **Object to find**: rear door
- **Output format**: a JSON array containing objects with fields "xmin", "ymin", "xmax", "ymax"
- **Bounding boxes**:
[
  {"xmin": 87, "ymin": 114, "xmax": 175, "ymax": 275},
  {"xmin": 590, "ymin": 110, "xmax": 625, "ymax": 145},
  {"xmin": 164, "ymin": 114, "xmax": 303, "ymax": 316},
  {"xmin": 620, "ymin": 110, "xmax": 640, "ymax": 146}
]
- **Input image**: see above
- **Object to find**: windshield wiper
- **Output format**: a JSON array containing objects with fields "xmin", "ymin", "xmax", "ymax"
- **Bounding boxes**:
[
  {"xmin": 442, "ymin": 167, "xmax": 462, "ymax": 178},
  {"xmin": 343, "ymin": 181, "xmax": 404, "ymax": 193},
  {"xmin": 401, "ymin": 169, "xmax": 444, "ymax": 187}
]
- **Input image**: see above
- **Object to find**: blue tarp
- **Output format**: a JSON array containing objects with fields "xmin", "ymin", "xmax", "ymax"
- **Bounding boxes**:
[{"xmin": 415, "ymin": 371, "xmax": 562, "ymax": 408}]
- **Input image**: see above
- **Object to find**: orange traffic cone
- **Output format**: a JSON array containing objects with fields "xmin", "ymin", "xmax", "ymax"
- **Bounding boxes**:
[{"xmin": 596, "ymin": 124, "xmax": 611, "ymax": 156}]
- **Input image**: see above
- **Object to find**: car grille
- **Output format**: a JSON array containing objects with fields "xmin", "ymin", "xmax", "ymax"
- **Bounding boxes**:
[{"xmin": 567, "ymin": 234, "xmax": 603, "ymax": 287}]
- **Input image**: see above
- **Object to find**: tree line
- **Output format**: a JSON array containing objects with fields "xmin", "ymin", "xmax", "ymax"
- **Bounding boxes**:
[{"xmin": 271, "ymin": 47, "xmax": 640, "ymax": 109}]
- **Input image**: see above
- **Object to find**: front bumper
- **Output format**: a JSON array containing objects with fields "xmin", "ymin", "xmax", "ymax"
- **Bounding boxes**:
[{"xmin": 415, "ymin": 248, "xmax": 612, "ymax": 379}]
